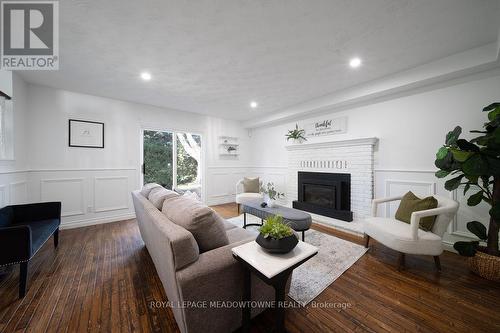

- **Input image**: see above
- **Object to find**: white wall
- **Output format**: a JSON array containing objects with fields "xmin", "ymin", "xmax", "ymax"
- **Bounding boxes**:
[
  {"xmin": 24, "ymin": 84, "xmax": 250, "ymax": 228},
  {"xmin": 247, "ymin": 70, "xmax": 500, "ymax": 249},
  {"xmin": 0, "ymin": 72, "xmax": 30, "ymax": 206}
]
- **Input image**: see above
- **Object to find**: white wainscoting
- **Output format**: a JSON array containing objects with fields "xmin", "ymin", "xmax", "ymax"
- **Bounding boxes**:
[
  {"xmin": 0, "ymin": 171, "xmax": 29, "ymax": 206},
  {"xmin": 41, "ymin": 178, "xmax": 85, "ymax": 217},
  {"xmin": 206, "ymin": 166, "xmax": 287, "ymax": 206},
  {"xmin": 94, "ymin": 176, "xmax": 129, "ymax": 213},
  {"xmin": 375, "ymin": 169, "xmax": 487, "ymax": 251},
  {"xmin": 10, "ymin": 181, "xmax": 28, "ymax": 204},
  {"xmin": 29, "ymin": 168, "xmax": 138, "ymax": 229}
]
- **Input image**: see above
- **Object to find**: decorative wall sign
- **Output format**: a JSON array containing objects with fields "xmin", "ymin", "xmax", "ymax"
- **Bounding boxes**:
[
  {"xmin": 69, "ymin": 119, "xmax": 104, "ymax": 148},
  {"xmin": 303, "ymin": 116, "xmax": 347, "ymax": 138}
]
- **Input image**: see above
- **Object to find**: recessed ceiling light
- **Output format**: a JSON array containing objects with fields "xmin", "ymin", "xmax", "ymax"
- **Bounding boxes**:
[
  {"xmin": 250, "ymin": 101, "xmax": 258, "ymax": 109},
  {"xmin": 140, "ymin": 72, "xmax": 152, "ymax": 81},
  {"xmin": 349, "ymin": 57, "xmax": 362, "ymax": 68}
]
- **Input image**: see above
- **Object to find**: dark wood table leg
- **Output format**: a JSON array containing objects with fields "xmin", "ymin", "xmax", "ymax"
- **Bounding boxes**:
[
  {"xmin": 242, "ymin": 268, "xmax": 251, "ymax": 333},
  {"xmin": 273, "ymin": 274, "xmax": 289, "ymax": 333},
  {"xmin": 19, "ymin": 262, "xmax": 28, "ymax": 298},
  {"xmin": 243, "ymin": 213, "xmax": 247, "ymax": 229}
]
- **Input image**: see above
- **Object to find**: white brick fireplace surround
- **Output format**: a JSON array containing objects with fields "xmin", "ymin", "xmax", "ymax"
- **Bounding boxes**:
[{"xmin": 286, "ymin": 138, "xmax": 378, "ymax": 230}]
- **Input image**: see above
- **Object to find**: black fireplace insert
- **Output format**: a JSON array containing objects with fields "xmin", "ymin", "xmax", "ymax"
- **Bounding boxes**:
[{"xmin": 293, "ymin": 171, "xmax": 353, "ymax": 222}]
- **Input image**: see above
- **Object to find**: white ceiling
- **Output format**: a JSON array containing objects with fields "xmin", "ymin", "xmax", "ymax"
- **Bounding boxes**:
[{"xmin": 18, "ymin": 0, "xmax": 500, "ymax": 121}]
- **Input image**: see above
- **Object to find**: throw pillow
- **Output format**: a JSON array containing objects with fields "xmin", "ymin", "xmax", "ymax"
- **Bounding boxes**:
[
  {"xmin": 162, "ymin": 195, "xmax": 229, "ymax": 252},
  {"xmin": 141, "ymin": 183, "xmax": 161, "ymax": 197},
  {"xmin": 148, "ymin": 187, "xmax": 178, "ymax": 209},
  {"xmin": 395, "ymin": 191, "xmax": 438, "ymax": 232},
  {"xmin": 182, "ymin": 190, "xmax": 200, "ymax": 201},
  {"xmin": 243, "ymin": 177, "xmax": 260, "ymax": 193}
]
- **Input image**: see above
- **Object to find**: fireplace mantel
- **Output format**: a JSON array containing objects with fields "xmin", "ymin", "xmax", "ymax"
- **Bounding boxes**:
[{"xmin": 285, "ymin": 137, "xmax": 378, "ymax": 151}]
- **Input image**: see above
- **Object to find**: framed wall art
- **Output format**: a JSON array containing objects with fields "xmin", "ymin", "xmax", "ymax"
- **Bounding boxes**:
[{"xmin": 68, "ymin": 119, "xmax": 105, "ymax": 148}]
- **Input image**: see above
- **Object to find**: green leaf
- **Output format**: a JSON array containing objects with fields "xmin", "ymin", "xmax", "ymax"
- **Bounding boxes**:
[
  {"xmin": 462, "ymin": 155, "xmax": 489, "ymax": 176},
  {"xmin": 490, "ymin": 205, "xmax": 500, "ymax": 220},
  {"xmin": 435, "ymin": 170, "xmax": 450, "ymax": 178},
  {"xmin": 467, "ymin": 191, "xmax": 484, "ymax": 206},
  {"xmin": 453, "ymin": 241, "xmax": 479, "ymax": 257},
  {"xmin": 493, "ymin": 127, "xmax": 500, "ymax": 144},
  {"xmin": 483, "ymin": 103, "xmax": 500, "ymax": 111},
  {"xmin": 486, "ymin": 157, "xmax": 500, "ymax": 176},
  {"xmin": 436, "ymin": 147, "xmax": 448, "ymax": 160},
  {"xmin": 456, "ymin": 139, "xmax": 480, "ymax": 152},
  {"xmin": 444, "ymin": 174, "xmax": 464, "ymax": 191},
  {"xmin": 488, "ymin": 107, "xmax": 500, "ymax": 121},
  {"xmin": 463, "ymin": 183, "xmax": 471, "ymax": 195},
  {"xmin": 446, "ymin": 126, "xmax": 462, "ymax": 145},
  {"xmin": 450, "ymin": 148, "xmax": 474, "ymax": 162},
  {"xmin": 466, "ymin": 221, "xmax": 488, "ymax": 240},
  {"xmin": 465, "ymin": 174, "xmax": 479, "ymax": 184}
]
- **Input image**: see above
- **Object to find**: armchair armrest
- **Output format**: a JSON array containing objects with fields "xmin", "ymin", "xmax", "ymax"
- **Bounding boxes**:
[
  {"xmin": 0, "ymin": 225, "xmax": 31, "ymax": 264},
  {"xmin": 371, "ymin": 195, "xmax": 404, "ymax": 217},
  {"xmin": 409, "ymin": 206, "xmax": 456, "ymax": 240},
  {"xmin": 236, "ymin": 179, "xmax": 244, "ymax": 195},
  {"xmin": 12, "ymin": 202, "xmax": 61, "ymax": 224}
]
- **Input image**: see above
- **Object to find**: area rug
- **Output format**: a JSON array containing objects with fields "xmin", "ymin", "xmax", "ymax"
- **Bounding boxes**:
[{"xmin": 227, "ymin": 214, "xmax": 368, "ymax": 305}]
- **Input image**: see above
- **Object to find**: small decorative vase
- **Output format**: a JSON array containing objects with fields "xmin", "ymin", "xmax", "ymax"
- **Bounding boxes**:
[
  {"xmin": 266, "ymin": 197, "xmax": 277, "ymax": 208},
  {"xmin": 256, "ymin": 234, "xmax": 298, "ymax": 254},
  {"xmin": 293, "ymin": 138, "xmax": 305, "ymax": 144},
  {"xmin": 468, "ymin": 251, "xmax": 500, "ymax": 281}
]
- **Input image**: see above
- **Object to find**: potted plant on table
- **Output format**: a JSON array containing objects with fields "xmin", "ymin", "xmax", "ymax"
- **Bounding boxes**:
[
  {"xmin": 260, "ymin": 182, "xmax": 285, "ymax": 208},
  {"xmin": 256, "ymin": 215, "xmax": 298, "ymax": 254},
  {"xmin": 285, "ymin": 124, "xmax": 307, "ymax": 143},
  {"xmin": 435, "ymin": 102, "xmax": 500, "ymax": 281}
]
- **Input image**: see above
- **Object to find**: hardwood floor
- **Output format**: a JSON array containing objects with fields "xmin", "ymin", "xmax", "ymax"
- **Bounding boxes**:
[{"xmin": 0, "ymin": 203, "xmax": 498, "ymax": 333}]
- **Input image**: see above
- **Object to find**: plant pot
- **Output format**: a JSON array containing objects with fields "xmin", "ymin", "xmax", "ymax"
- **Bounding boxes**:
[
  {"xmin": 266, "ymin": 198, "xmax": 277, "ymax": 208},
  {"xmin": 293, "ymin": 138, "xmax": 305, "ymax": 144},
  {"xmin": 256, "ymin": 234, "xmax": 298, "ymax": 254},
  {"xmin": 468, "ymin": 251, "xmax": 500, "ymax": 281}
]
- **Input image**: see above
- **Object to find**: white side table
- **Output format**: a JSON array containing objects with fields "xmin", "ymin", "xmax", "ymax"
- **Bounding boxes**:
[{"xmin": 232, "ymin": 240, "xmax": 318, "ymax": 333}]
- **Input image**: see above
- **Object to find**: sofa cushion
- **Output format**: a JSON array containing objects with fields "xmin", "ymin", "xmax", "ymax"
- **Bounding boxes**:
[
  {"xmin": 242, "ymin": 177, "xmax": 260, "ymax": 193},
  {"xmin": 23, "ymin": 219, "xmax": 59, "ymax": 255},
  {"xmin": 0, "ymin": 206, "xmax": 13, "ymax": 227},
  {"xmin": 148, "ymin": 187, "xmax": 178, "ymax": 210},
  {"xmin": 162, "ymin": 196, "xmax": 229, "ymax": 252},
  {"xmin": 141, "ymin": 183, "xmax": 162, "ymax": 197},
  {"xmin": 395, "ymin": 191, "xmax": 438, "ymax": 231}
]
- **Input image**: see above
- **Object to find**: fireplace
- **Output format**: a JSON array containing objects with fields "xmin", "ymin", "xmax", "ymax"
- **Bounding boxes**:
[{"xmin": 293, "ymin": 171, "xmax": 353, "ymax": 222}]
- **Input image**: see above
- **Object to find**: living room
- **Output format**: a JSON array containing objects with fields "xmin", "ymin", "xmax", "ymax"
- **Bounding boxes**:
[{"xmin": 0, "ymin": 1, "xmax": 499, "ymax": 332}]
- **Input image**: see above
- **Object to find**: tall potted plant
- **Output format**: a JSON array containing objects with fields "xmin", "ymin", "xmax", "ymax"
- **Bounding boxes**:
[{"xmin": 435, "ymin": 102, "xmax": 500, "ymax": 281}]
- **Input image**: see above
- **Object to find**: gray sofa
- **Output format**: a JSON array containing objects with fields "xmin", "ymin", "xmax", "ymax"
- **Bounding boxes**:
[{"xmin": 131, "ymin": 188, "xmax": 276, "ymax": 333}]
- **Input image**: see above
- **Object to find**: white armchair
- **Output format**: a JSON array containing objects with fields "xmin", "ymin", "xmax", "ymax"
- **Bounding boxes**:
[
  {"xmin": 364, "ymin": 195, "xmax": 459, "ymax": 271},
  {"xmin": 235, "ymin": 178, "xmax": 263, "ymax": 214}
]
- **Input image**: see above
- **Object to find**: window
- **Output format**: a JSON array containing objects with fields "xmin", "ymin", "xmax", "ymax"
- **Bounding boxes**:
[{"xmin": 143, "ymin": 129, "xmax": 202, "ymax": 199}]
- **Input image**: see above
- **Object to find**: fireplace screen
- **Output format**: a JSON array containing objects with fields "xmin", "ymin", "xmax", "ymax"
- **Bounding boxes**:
[
  {"xmin": 293, "ymin": 171, "xmax": 353, "ymax": 221},
  {"xmin": 303, "ymin": 184, "xmax": 335, "ymax": 208}
]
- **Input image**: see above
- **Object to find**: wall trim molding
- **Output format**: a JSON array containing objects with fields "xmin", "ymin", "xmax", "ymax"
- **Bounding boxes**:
[
  {"xmin": 30, "ymin": 167, "xmax": 137, "ymax": 172},
  {"xmin": 375, "ymin": 168, "xmax": 436, "ymax": 174},
  {"xmin": 40, "ymin": 178, "xmax": 86, "ymax": 217},
  {"xmin": 285, "ymin": 137, "xmax": 378, "ymax": 150},
  {"xmin": 207, "ymin": 165, "xmax": 288, "ymax": 169},
  {"xmin": 60, "ymin": 213, "xmax": 136, "ymax": 230},
  {"xmin": 93, "ymin": 176, "xmax": 130, "ymax": 213},
  {"xmin": 0, "ymin": 169, "xmax": 29, "ymax": 175}
]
